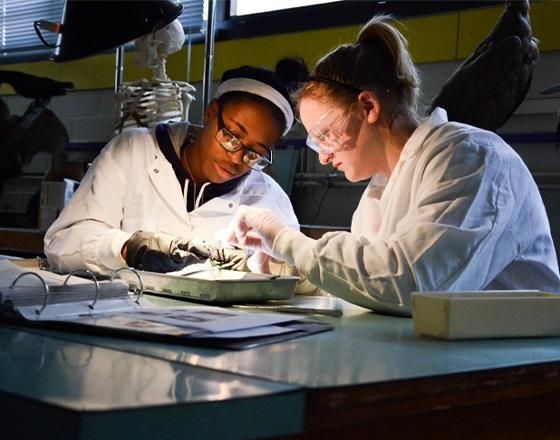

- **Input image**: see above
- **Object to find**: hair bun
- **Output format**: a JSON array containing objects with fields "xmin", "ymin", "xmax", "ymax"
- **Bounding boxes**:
[{"xmin": 275, "ymin": 57, "xmax": 309, "ymax": 93}]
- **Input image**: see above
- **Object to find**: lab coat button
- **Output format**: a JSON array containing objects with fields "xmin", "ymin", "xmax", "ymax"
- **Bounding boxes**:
[
  {"xmin": 154, "ymin": 169, "xmax": 159, "ymax": 173},
  {"xmin": 228, "ymin": 203, "xmax": 234, "ymax": 208}
]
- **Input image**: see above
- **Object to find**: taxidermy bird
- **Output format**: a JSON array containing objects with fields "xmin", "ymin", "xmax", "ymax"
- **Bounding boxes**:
[
  {"xmin": 0, "ymin": 70, "xmax": 73, "ymax": 99},
  {"xmin": 427, "ymin": 0, "xmax": 539, "ymax": 131},
  {"xmin": 0, "ymin": 71, "xmax": 72, "ymax": 179}
]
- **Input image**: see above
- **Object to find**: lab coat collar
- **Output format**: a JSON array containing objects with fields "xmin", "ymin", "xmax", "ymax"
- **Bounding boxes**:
[
  {"xmin": 147, "ymin": 154, "xmax": 191, "ymax": 226},
  {"xmin": 398, "ymin": 107, "xmax": 448, "ymax": 161}
]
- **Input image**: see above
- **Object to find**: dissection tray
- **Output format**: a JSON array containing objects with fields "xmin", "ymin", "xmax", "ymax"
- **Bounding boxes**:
[{"xmin": 117, "ymin": 268, "xmax": 299, "ymax": 304}]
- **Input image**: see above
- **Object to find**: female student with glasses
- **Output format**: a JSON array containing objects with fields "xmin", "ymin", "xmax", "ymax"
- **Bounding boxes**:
[
  {"xmin": 44, "ymin": 59, "xmax": 310, "ymax": 276},
  {"xmin": 225, "ymin": 16, "xmax": 560, "ymax": 315}
]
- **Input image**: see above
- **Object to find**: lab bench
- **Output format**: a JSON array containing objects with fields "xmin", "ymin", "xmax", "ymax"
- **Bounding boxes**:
[
  {"xmin": 0, "ymin": 227, "xmax": 45, "ymax": 256},
  {"xmin": 3, "ymin": 294, "xmax": 560, "ymax": 439}
]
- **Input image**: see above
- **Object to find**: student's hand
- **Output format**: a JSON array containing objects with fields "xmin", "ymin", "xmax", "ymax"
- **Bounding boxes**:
[
  {"xmin": 124, "ymin": 231, "xmax": 210, "ymax": 273},
  {"xmin": 247, "ymin": 251, "xmax": 275, "ymax": 274},
  {"xmin": 225, "ymin": 205, "xmax": 290, "ymax": 258}
]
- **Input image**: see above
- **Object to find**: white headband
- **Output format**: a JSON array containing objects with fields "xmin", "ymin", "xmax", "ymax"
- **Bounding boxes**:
[{"xmin": 214, "ymin": 78, "xmax": 294, "ymax": 136}]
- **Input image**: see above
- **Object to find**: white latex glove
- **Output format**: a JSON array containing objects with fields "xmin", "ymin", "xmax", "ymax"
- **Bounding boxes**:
[
  {"xmin": 247, "ymin": 250, "xmax": 318, "ymax": 294},
  {"xmin": 247, "ymin": 251, "xmax": 274, "ymax": 274},
  {"xmin": 225, "ymin": 205, "xmax": 289, "ymax": 258}
]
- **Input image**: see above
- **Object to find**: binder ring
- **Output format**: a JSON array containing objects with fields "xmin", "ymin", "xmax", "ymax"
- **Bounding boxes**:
[
  {"xmin": 63, "ymin": 270, "xmax": 100, "ymax": 310},
  {"xmin": 11, "ymin": 272, "xmax": 50, "ymax": 316},
  {"xmin": 110, "ymin": 267, "xmax": 144, "ymax": 304}
]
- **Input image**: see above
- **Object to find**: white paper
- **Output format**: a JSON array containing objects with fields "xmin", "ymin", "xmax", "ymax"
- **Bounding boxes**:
[
  {"xmin": 16, "ymin": 301, "xmax": 302, "ymax": 340},
  {"xmin": 194, "ymin": 325, "xmax": 298, "ymax": 339},
  {"xmin": 0, "ymin": 259, "xmax": 89, "ymax": 287},
  {"xmin": 116, "ymin": 306, "xmax": 301, "ymax": 333}
]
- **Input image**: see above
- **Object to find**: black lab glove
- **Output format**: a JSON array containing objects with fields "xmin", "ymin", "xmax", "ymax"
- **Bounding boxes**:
[
  {"xmin": 125, "ymin": 231, "xmax": 211, "ymax": 273},
  {"xmin": 209, "ymin": 246, "xmax": 249, "ymax": 271}
]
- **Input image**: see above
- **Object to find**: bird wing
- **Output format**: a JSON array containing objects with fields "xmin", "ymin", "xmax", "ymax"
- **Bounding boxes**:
[
  {"xmin": 427, "ymin": 0, "xmax": 538, "ymax": 131},
  {"xmin": 429, "ymin": 36, "xmax": 535, "ymax": 130}
]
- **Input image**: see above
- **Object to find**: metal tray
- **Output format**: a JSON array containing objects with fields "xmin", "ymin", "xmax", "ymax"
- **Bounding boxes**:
[{"xmin": 117, "ymin": 268, "xmax": 299, "ymax": 304}]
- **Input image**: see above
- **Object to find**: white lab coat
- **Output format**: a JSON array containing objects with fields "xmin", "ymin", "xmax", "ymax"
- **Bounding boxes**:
[
  {"xmin": 274, "ymin": 108, "xmax": 560, "ymax": 315},
  {"xmin": 44, "ymin": 123, "xmax": 299, "ymax": 275}
]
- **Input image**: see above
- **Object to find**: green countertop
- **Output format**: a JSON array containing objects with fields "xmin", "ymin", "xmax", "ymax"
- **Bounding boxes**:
[
  {"xmin": 4, "ymin": 295, "xmax": 560, "ymax": 439},
  {"xmin": 0, "ymin": 327, "xmax": 303, "ymax": 439},
  {"xmin": 30, "ymin": 295, "xmax": 560, "ymax": 389}
]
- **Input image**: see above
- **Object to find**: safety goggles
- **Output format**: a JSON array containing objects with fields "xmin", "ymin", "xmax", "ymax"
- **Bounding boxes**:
[
  {"xmin": 305, "ymin": 104, "xmax": 354, "ymax": 155},
  {"xmin": 215, "ymin": 105, "xmax": 273, "ymax": 171}
]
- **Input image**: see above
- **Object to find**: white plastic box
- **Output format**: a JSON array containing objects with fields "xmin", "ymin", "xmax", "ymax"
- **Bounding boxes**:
[
  {"xmin": 39, "ymin": 178, "xmax": 78, "ymax": 231},
  {"xmin": 412, "ymin": 290, "xmax": 560, "ymax": 340}
]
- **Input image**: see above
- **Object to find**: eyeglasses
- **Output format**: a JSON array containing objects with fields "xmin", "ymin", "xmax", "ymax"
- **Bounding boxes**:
[
  {"xmin": 305, "ymin": 104, "xmax": 354, "ymax": 155},
  {"xmin": 215, "ymin": 105, "xmax": 273, "ymax": 171}
]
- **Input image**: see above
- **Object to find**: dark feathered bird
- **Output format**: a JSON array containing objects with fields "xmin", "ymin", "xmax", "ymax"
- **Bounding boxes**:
[
  {"xmin": 427, "ymin": 0, "xmax": 539, "ymax": 131},
  {"xmin": 0, "ymin": 70, "xmax": 73, "ymax": 99}
]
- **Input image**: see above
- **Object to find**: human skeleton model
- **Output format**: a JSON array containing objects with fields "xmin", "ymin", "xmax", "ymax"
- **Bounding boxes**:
[{"xmin": 115, "ymin": 20, "xmax": 195, "ymax": 132}]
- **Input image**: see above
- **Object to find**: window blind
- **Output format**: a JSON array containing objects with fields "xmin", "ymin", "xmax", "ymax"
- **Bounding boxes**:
[{"xmin": 1, "ymin": 0, "xmax": 63, "ymax": 55}]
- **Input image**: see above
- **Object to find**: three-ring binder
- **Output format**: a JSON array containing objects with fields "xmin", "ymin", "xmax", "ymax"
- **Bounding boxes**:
[
  {"xmin": 6, "ymin": 268, "xmax": 136, "ymax": 316},
  {"xmin": 10, "ymin": 272, "xmax": 50, "ymax": 316},
  {"xmin": 111, "ymin": 267, "xmax": 144, "ymax": 304},
  {"xmin": 63, "ymin": 270, "xmax": 99, "ymax": 310},
  {"xmin": 1, "ymin": 258, "xmax": 334, "ymax": 349}
]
